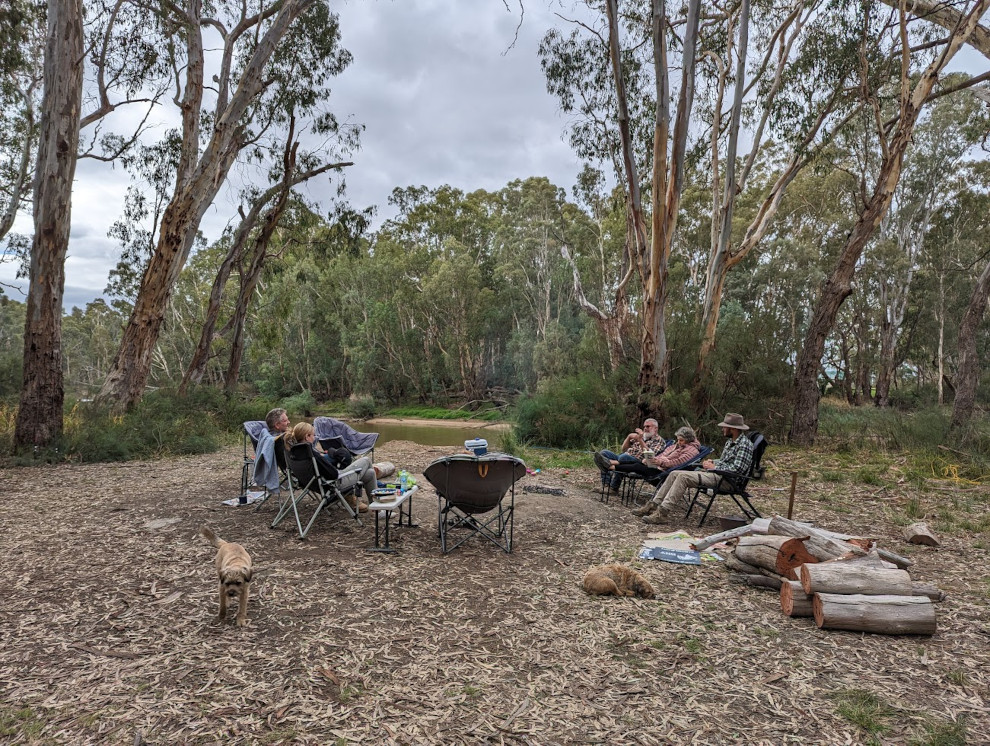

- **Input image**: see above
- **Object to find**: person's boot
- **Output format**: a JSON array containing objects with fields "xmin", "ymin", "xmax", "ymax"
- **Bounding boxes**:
[
  {"xmin": 344, "ymin": 494, "xmax": 359, "ymax": 512},
  {"xmin": 632, "ymin": 501, "xmax": 657, "ymax": 517},
  {"xmin": 642, "ymin": 506, "xmax": 670, "ymax": 525}
]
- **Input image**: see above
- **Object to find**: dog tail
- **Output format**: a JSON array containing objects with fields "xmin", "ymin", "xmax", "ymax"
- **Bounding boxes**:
[{"xmin": 200, "ymin": 525, "xmax": 222, "ymax": 547}]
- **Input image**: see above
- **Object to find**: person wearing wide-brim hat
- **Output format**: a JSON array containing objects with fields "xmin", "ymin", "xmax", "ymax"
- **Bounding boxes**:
[
  {"xmin": 635, "ymin": 412, "xmax": 755, "ymax": 524},
  {"xmin": 716, "ymin": 413, "xmax": 749, "ymax": 431}
]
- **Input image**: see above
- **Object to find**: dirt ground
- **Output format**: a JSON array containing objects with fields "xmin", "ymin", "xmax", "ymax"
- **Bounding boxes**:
[{"xmin": 1, "ymin": 441, "xmax": 988, "ymax": 745}]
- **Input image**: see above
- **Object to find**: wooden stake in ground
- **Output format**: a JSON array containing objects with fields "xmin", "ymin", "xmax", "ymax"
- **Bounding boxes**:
[
  {"xmin": 787, "ymin": 472, "xmax": 797, "ymax": 519},
  {"xmin": 812, "ymin": 593, "xmax": 936, "ymax": 635},
  {"xmin": 734, "ymin": 535, "xmax": 818, "ymax": 580},
  {"xmin": 800, "ymin": 563, "xmax": 914, "ymax": 596},
  {"xmin": 780, "ymin": 580, "xmax": 814, "ymax": 617},
  {"xmin": 903, "ymin": 522, "xmax": 940, "ymax": 547}
]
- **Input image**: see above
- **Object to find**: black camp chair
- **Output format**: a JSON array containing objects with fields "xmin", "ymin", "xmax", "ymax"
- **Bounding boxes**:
[
  {"xmin": 621, "ymin": 444, "xmax": 714, "ymax": 506},
  {"xmin": 313, "ymin": 416, "xmax": 379, "ymax": 461},
  {"xmin": 595, "ymin": 440, "xmax": 673, "ymax": 504},
  {"xmin": 424, "ymin": 453, "xmax": 527, "ymax": 554},
  {"xmin": 271, "ymin": 442, "xmax": 364, "ymax": 539},
  {"xmin": 684, "ymin": 431, "xmax": 768, "ymax": 526}
]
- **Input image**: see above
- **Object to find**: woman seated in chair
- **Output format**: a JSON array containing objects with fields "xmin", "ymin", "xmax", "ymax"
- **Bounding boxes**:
[
  {"xmin": 287, "ymin": 422, "xmax": 376, "ymax": 513},
  {"xmin": 606, "ymin": 426, "xmax": 702, "ymax": 481}
]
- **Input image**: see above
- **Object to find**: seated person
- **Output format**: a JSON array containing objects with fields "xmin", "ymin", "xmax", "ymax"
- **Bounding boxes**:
[
  {"xmin": 287, "ymin": 422, "xmax": 376, "ymax": 513},
  {"xmin": 607, "ymin": 426, "xmax": 701, "ymax": 481},
  {"xmin": 635, "ymin": 412, "xmax": 755, "ymax": 524},
  {"xmin": 252, "ymin": 408, "xmax": 291, "ymax": 493},
  {"xmin": 593, "ymin": 417, "xmax": 664, "ymax": 491}
]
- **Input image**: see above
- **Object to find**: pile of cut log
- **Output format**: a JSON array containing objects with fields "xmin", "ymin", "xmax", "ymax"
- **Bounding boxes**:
[{"xmin": 692, "ymin": 516, "xmax": 945, "ymax": 636}]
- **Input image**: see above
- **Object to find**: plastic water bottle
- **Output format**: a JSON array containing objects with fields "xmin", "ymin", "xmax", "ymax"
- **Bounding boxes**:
[{"xmin": 399, "ymin": 470, "xmax": 408, "ymax": 492}]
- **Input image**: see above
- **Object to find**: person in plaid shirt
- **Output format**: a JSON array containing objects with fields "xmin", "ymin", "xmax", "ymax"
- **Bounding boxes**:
[{"xmin": 635, "ymin": 413, "xmax": 754, "ymax": 524}]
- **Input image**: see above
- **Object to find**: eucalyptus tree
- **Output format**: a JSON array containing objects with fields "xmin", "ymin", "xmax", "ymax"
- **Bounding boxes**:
[
  {"xmin": 366, "ymin": 185, "xmax": 503, "ymax": 401},
  {"xmin": 789, "ymin": 0, "xmax": 990, "ymax": 445},
  {"xmin": 693, "ymin": 0, "xmax": 871, "ymax": 400},
  {"xmin": 179, "ymin": 115, "xmax": 355, "ymax": 395},
  {"xmin": 917, "ymin": 175, "xmax": 990, "ymax": 408},
  {"xmin": 0, "ymin": 0, "xmax": 43, "ymax": 248},
  {"xmin": 870, "ymin": 87, "xmax": 985, "ymax": 406},
  {"xmin": 541, "ymin": 0, "xmax": 702, "ymax": 402},
  {"xmin": 491, "ymin": 177, "xmax": 580, "ymax": 341},
  {"xmin": 97, "ymin": 0, "xmax": 350, "ymax": 411},
  {"xmin": 951, "ymin": 253, "xmax": 990, "ymax": 429},
  {"xmin": 539, "ymin": 26, "xmax": 643, "ymax": 370},
  {"xmin": 14, "ymin": 0, "xmax": 170, "ymax": 449},
  {"xmin": 14, "ymin": 0, "xmax": 82, "ymax": 450},
  {"xmin": 876, "ymin": 0, "xmax": 990, "ymax": 61},
  {"xmin": 559, "ymin": 165, "xmax": 634, "ymax": 372}
]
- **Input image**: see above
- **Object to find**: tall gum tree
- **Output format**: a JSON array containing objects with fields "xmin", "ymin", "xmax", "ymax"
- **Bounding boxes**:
[
  {"xmin": 13, "ymin": 0, "xmax": 83, "ymax": 449},
  {"xmin": 603, "ymin": 0, "xmax": 701, "ymax": 407},
  {"xmin": 13, "ymin": 0, "xmax": 175, "ymax": 449},
  {"xmin": 96, "ymin": 0, "xmax": 348, "ymax": 410},
  {"xmin": 789, "ymin": 0, "xmax": 990, "ymax": 445}
]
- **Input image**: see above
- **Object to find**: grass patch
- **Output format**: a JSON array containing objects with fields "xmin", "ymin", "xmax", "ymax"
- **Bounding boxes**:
[
  {"xmin": 0, "ymin": 706, "xmax": 46, "ymax": 739},
  {"xmin": 909, "ymin": 716, "xmax": 968, "ymax": 746},
  {"xmin": 832, "ymin": 688, "xmax": 896, "ymax": 742}
]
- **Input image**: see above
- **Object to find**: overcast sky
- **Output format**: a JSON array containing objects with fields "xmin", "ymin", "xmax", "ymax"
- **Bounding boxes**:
[
  {"xmin": 0, "ymin": 0, "xmax": 584, "ymax": 311},
  {"xmin": 1, "ymin": 1, "xmax": 985, "ymax": 312}
]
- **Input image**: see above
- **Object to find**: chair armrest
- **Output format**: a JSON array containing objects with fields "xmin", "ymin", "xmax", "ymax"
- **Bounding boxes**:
[{"xmin": 708, "ymin": 468, "xmax": 747, "ymax": 491}]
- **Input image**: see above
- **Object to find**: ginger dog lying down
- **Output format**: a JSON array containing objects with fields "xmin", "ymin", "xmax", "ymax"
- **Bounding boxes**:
[
  {"xmin": 200, "ymin": 525, "xmax": 253, "ymax": 627},
  {"xmin": 582, "ymin": 564, "xmax": 656, "ymax": 599}
]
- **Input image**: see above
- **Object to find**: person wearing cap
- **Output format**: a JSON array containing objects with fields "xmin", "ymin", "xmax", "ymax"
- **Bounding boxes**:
[
  {"xmin": 635, "ymin": 413, "xmax": 754, "ymax": 524},
  {"xmin": 593, "ymin": 418, "xmax": 664, "ymax": 491}
]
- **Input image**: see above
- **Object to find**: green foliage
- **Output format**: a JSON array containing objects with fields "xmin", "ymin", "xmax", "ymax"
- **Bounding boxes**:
[
  {"xmin": 492, "ymin": 428, "xmax": 521, "ymax": 457},
  {"xmin": 347, "ymin": 394, "xmax": 376, "ymax": 419},
  {"xmin": 832, "ymin": 688, "xmax": 896, "ymax": 742},
  {"xmin": 0, "ymin": 706, "xmax": 45, "ymax": 738},
  {"xmin": 0, "ymin": 296, "xmax": 25, "ymax": 402},
  {"xmin": 514, "ymin": 371, "xmax": 626, "ymax": 448},
  {"xmin": 0, "ymin": 388, "xmax": 288, "ymax": 463},
  {"xmin": 908, "ymin": 717, "xmax": 968, "ymax": 746},
  {"xmin": 62, "ymin": 391, "xmax": 224, "ymax": 462},
  {"xmin": 280, "ymin": 390, "xmax": 317, "ymax": 418}
]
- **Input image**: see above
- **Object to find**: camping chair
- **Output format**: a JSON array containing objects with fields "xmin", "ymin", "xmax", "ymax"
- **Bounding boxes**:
[
  {"xmin": 239, "ymin": 420, "xmax": 268, "ymax": 500},
  {"xmin": 684, "ymin": 432, "xmax": 769, "ymax": 526},
  {"xmin": 424, "ymin": 453, "xmax": 527, "ymax": 554},
  {"xmin": 271, "ymin": 442, "xmax": 364, "ymax": 539},
  {"xmin": 313, "ymin": 416, "xmax": 379, "ymax": 461},
  {"xmin": 254, "ymin": 435, "xmax": 294, "ymax": 512},
  {"xmin": 621, "ymin": 445, "xmax": 714, "ymax": 506},
  {"xmin": 595, "ymin": 440, "xmax": 673, "ymax": 504}
]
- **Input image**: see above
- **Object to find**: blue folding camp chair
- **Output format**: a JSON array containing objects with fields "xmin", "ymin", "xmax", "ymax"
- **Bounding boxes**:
[{"xmin": 313, "ymin": 416, "xmax": 379, "ymax": 461}]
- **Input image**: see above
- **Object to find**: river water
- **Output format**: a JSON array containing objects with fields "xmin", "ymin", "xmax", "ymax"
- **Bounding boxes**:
[{"xmin": 339, "ymin": 418, "xmax": 508, "ymax": 448}]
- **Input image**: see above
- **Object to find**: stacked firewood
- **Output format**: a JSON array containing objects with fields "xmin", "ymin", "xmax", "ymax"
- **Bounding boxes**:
[{"xmin": 692, "ymin": 516, "xmax": 945, "ymax": 636}]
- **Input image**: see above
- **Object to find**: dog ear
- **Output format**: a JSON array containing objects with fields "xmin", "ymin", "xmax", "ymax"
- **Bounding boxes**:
[{"xmin": 244, "ymin": 568, "xmax": 253, "ymax": 583}]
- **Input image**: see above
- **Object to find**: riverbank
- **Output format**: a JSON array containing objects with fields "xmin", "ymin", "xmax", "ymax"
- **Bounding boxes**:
[{"xmin": 366, "ymin": 416, "xmax": 511, "ymax": 430}]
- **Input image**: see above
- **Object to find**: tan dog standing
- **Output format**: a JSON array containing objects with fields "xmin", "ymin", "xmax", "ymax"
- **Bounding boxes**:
[
  {"xmin": 582, "ymin": 564, "xmax": 655, "ymax": 599},
  {"xmin": 200, "ymin": 525, "xmax": 253, "ymax": 627}
]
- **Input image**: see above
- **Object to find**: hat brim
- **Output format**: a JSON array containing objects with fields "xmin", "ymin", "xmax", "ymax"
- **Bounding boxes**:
[{"xmin": 717, "ymin": 420, "xmax": 749, "ymax": 430}]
